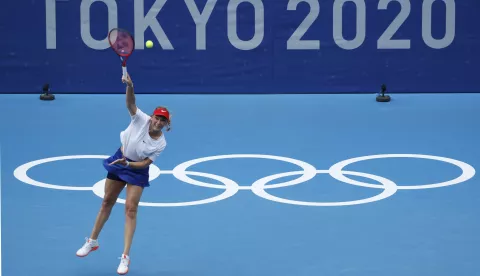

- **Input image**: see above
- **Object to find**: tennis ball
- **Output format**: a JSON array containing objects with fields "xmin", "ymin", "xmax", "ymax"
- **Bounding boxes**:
[{"xmin": 145, "ymin": 40, "xmax": 153, "ymax": 48}]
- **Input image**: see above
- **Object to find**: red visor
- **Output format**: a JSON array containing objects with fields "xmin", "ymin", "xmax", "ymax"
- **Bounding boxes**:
[{"xmin": 153, "ymin": 107, "xmax": 170, "ymax": 120}]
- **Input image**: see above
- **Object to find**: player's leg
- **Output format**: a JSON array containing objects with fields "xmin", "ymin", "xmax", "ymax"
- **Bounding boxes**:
[
  {"xmin": 76, "ymin": 174, "xmax": 126, "ymax": 257},
  {"xmin": 90, "ymin": 176, "xmax": 126, "ymax": 239},
  {"xmin": 117, "ymin": 183, "xmax": 144, "ymax": 274},
  {"xmin": 123, "ymin": 183, "xmax": 143, "ymax": 255}
]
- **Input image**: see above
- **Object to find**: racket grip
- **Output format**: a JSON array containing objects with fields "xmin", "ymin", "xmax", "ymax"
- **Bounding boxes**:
[{"xmin": 122, "ymin": 66, "xmax": 127, "ymax": 78}]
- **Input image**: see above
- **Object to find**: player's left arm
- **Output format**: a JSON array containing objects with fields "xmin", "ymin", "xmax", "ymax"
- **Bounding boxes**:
[
  {"xmin": 126, "ymin": 158, "xmax": 153, "ymax": 169},
  {"xmin": 120, "ymin": 145, "xmax": 165, "ymax": 169},
  {"xmin": 109, "ymin": 157, "xmax": 153, "ymax": 169}
]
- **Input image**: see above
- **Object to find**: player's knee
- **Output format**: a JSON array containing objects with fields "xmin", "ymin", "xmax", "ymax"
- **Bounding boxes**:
[
  {"xmin": 101, "ymin": 196, "xmax": 116, "ymax": 210},
  {"xmin": 124, "ymin": 201, "xmax": 138, "ymax": 218}
]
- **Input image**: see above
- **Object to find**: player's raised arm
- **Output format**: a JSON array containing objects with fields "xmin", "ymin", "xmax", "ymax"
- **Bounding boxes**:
[{"xmin": 122, "ymin": 73, "xmax": 137, "ymax": 116}]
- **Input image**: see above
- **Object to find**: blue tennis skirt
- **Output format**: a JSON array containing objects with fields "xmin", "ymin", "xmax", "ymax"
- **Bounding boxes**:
[{"xmin": 102, "ymin": 147, "xmax": 150, "ymax": 188}]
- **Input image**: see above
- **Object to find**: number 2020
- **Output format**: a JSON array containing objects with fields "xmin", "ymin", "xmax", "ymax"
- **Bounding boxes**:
[{"xmin": 287, "ymin": 0, "xmax": 455, "ymax": 50}]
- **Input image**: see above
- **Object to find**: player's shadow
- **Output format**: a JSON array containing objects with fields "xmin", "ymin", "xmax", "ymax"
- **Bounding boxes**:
[
  {"xmin": 74, "ymin": 270, "xmax": 197, "ymax": 276},
  {"xmin": 139, "ymin": 271, "xmax": 198, "ymax": 276}
]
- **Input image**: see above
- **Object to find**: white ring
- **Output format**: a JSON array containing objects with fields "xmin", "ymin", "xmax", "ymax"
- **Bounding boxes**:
[
  {"xmin": 251, "ymin": 170, "xmax": 398, "ymax": 206},
  {"xmin": 13, "ymin": 155, "xmax": 108, "ymax": 191},
  {"xmin": 13, "ymin": 155, "xmax": 162, "ymax": 191},
  {"xmin": 91, "ymin": 170, "xmax": 239, "ymax": 207},
  {"xmin": 328, "ymin": 154, "xmax": 476, "ymax": 190},
  {"xmin": 172, "ymin": 154, "xmax": 317, "ymax": 189}
]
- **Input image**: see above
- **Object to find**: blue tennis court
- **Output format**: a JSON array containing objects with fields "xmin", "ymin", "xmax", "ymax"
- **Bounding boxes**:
[{"xmin": 0, "ymin": 92, "xmax": 479, "ymax": 276}]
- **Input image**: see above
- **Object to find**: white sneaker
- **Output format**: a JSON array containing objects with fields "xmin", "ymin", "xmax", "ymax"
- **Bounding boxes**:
[
  {"xmin": 76, "ymin": 237, "xmax": 99, "ymax": 257},
  {"xmin": 117, "ymin": 254, "xmax": 130, "ymax": 275}
]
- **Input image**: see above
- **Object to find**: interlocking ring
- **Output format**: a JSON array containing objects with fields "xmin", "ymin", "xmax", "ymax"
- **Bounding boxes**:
[
  {"xmin": 13, "ymin": 153, "xmax": 475, "ymax": 207},
  {"xmin": 251, "ymin": 170, "xmax": 397, "ymax": 206},
  {"xmin": 328, "ymin": 154, "xmax": 475, "ymax": 190}
]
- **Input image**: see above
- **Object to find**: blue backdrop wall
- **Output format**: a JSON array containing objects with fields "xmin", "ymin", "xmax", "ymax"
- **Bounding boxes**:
[{"xmin": 1, "ymin": 0, "xmax": 478, "ymax": 94}]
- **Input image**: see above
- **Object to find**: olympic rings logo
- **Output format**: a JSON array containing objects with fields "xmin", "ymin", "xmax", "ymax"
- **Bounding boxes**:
[{"xmin": 13, "ymin": 153, "xmax": 475, "ymax": 207}]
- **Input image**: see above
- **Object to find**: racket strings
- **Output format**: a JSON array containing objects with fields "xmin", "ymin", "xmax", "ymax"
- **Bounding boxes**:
[{"xmin": 108, "ymin": 29, "xmax": 134, "ymax": 56}]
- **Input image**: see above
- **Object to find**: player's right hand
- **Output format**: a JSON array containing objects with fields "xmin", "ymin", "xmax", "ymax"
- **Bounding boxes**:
[{"xmin": 122, "ymin": 73, "xmax": 133, "ymax": 87}]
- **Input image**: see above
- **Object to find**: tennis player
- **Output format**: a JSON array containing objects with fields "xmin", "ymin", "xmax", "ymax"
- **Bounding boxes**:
[{"xmin": 76, "ymin": 72, "xmax": 170, "ymax": 275}]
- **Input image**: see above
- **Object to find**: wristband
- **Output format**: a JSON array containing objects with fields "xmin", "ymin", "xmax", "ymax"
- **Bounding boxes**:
[{"xmin": 125, "ymin": 160, "xmax": 130, "ymax": 167}]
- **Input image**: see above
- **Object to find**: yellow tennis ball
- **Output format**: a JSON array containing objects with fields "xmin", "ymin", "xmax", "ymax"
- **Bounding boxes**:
[{"xmin": 145, "ymin": 40, "xmax": 153, "ymax": 48}]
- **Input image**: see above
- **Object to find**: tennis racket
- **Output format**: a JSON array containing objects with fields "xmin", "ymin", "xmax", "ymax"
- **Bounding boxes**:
[{"xmin": 108, "ymin": 28, "xmax": 135, "ymax": 78}]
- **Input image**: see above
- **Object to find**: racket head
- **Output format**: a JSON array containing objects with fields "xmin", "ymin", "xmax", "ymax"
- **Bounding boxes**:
[{"xmin": 108, "ymin": 28, "xmax": 135, "ymax": 65}]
